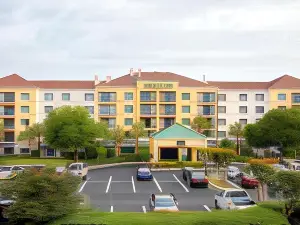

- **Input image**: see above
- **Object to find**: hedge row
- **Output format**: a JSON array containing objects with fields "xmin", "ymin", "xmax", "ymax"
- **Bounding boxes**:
[
  {"xmin": 151, "ymin": 161, "xmax": 204, "ymax": 168},
  {"xmin": 248, "ymin": 158, "xmax": 279, "ymax": 164}
]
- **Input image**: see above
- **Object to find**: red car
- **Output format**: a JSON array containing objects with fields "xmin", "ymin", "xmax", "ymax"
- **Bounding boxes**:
[{"xmin": 235, "ymin": 173, "xmax": 259, "ymax": 189}]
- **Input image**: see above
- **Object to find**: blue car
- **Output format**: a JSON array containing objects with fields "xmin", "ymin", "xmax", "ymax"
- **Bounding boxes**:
[{"xmin": 137, "ymin": 167, "xmax": 153, "ymax": 181}]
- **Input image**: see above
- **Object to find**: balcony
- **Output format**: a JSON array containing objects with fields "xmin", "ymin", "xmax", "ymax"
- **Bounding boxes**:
[
  {"xmin": 159, "ymin": 105, "xmax": 176, "ymax": 115},
  {"xmin": 0, "ymin": 106, "xmax": 15, "ymax": 116},
  {"xmin": 4, "ymin": 119, "xmax": 14, "ymax": 129},
  {"xmin": 203, "ymin": 130, "xmax": 216, "ymax": 138},
  {"xmin": 140, "ymin": 105, "xmax": 156, "ymax": 116},
  {"xmin": 0, "ymin": 93, "xmax": 15, "ymax": 103},
  {"xmin": 98, "ymin": 105, "xmax": 116, "ymax": 116},
  {"xmin": 159, "ymin": 118, "xmax": 175, "ymax": 129},
  {"xmin": 100, "ymin": 118, "xmax": 116, "ymax": 129},
  {"xmin": 98, "ymin": 92, "xmax": 116, "ymax": 102},
  {"xmin": 197, "ymin": 93, "xmax": 216, "ymax": 103},
  {"xmin": 160, "ymin": 92, "xmax": 176, "ymax": 102},
  {"xmin": 141, "ymin": 118, "xmax": 157, "ymax": 129},
  {"xmin": 197, "ymin": 106, "xmax": 215, "ymax": 116},
  {"xmin": 4, "ymin": 132, "xmax": 15, "ymax": 142},
  {"xmin": 140, "ymin": 92, "xmax": 156, "ymax": 102}
]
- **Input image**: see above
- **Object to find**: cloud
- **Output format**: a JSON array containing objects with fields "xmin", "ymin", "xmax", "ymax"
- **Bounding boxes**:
[{"xmin": 0, "ymin": 0, "xmax": 300, "ymax": 81}]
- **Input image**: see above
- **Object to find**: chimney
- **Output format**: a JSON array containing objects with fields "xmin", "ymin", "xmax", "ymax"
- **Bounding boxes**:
[
  {"xmin": 130, "ymin": 68, "xmax": 134, "ymax": 76},
  {"xmin": 203, "ymin": 74, "xmax": 206, "ymax": 82},
  {"xmin": 138, "ymin": 68, "xmax": 141, "ymax": 77},
  {"xmin": 94, "ymin": 75, "xmax": 100, "ymax": 85},
  {"xmin": 106, "ymin": 76, "xmax": 111, "ymax": 83}
]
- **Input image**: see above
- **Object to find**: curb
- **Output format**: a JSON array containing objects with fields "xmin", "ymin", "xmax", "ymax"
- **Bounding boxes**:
[
  {"xmin": 150, "ymin": 168, "xmax": 204, "ymax": 171},
  {"xmin": 226, "ymin": 179, "xmax": 243, "ymax": 189},
  {"xmin": 208, "ymin": 181, "xmax": 228, "ymax": 191},
  {"xmin": 88, "ymin": 162, "xmax": 148, "ymax": 170}
]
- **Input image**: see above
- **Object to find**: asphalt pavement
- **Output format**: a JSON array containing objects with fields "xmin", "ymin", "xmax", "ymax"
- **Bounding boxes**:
[{"xmin": 80, "ymin": 165, "xmax": 219, "ymax": 212}]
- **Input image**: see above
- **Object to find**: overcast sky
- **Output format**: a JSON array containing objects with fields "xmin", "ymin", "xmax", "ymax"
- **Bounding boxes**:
[{"xmin": 1, "ymin": 0, "xmax": 300, "ymax": 82}]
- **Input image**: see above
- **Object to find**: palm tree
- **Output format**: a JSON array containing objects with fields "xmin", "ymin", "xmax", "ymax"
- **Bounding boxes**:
[
  {"xmin": 131, "ymin": 122, "xmax": 146, "ymax": 154},
  {"xmin": 0, "ymin": 119, "xmax": 4, "ymax": 141},
  {"xmin": 191, "ymin": 116, "xmax": 211, "ymax": 133},
  {"xmin": 18, "ymin": 123, "xmax": 45, "ymax": 155},
  {"xmin": 111, "ymin": 125, "xmax": 125, "ymax": 156},
  {"xmin": 228, "ymin": 122, "xmax": 244, "ymax": 155}
]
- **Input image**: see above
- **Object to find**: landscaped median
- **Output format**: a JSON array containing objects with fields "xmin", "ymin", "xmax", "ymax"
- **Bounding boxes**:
[
  {"xmin": 51, "ymin": 204, "xmax": 288, "ymax": 225},
  {"xmin": 208, "ymin": 177, "xmax": 237, "ymax": 189}
]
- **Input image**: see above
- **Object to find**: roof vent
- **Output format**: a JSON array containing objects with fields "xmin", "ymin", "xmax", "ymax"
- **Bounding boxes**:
[
  {"xmin": 203, "ymin": 74, "xmax": 206, "ymax": 81},
  {"xmin": 94, "ymin": 75, "xmax": 100, "ymax": 85},
  {"xmin": 106, "ymin": 76, "xmax": 111, "ymax": 83},
  {"xmin": 138, "ymin": 68, "xmax": 141, "ymax": 77},
  {"xmin": 130, "ymin": 68, "xmax": 134, "ymax": 76}
]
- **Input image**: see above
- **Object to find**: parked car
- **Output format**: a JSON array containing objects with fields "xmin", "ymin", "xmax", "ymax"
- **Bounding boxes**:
[
  {"xmin": 0, "ymin": 166, "xmax": 24, "ymax": 178},
  {"xmin": 215, "ymin": 189, "xmax": 256, "ymax": 210},
  {"xmin": 68, "ymin": 163, "xmax": 88, "ymax": 180},
  {"xmin": 149, "ymin": 193, "xmax": 179, "ymax": 212},
  {"xmin": 136, "ymin": 166, "xmax": 153, "ymax": 181},
  {"xmin": 227, "ymin": 166, "xmax": 240, "ymax": 179},
  {"xmin": 291, "ymin": 162, "xmax": 300, "ymax": 171},
  {"xmin": 234, "ymin": 172, "xmax": 259, "ymax": 189},
  {"xmin": 182, "ymin": 167, "xmax": 208, "ymax": 188},
  {"xmin": 272, "ymin": 164, "xmax": 289, "ymax": 171},
  {"xmin": 0, "ymin": 197, "xmax": 14, "ymax": 206}
]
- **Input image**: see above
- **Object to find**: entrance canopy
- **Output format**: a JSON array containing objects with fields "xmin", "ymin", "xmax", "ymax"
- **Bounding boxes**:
[{"xmin": 150, "ymin": 123, "xmax": 207, "ymax": 162}]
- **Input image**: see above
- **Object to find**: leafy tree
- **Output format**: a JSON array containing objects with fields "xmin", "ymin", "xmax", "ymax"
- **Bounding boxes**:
[
  {"xmin": 272, "ymin": 171, "xmax": 300, "ymax": 216},
  {"xmin": 244, "ymin": 108, "xmax": 300, "ymax": 149},
  {"xmin": 17, "ymin": 122, "xmax": 45, "ymax": 154},
  {"xmin": 110, "ymin": 125, "xmax": 125, "ymax": 156},
  {"xmin": 131, "ymin": 122, "xmax": 146, "ymax": 154},
  {"xmin": 228, "ymin": 122, "xmax": 244, "ymax": 155},
  {"xmin": 44, "ymin": 106, "xmax": 105, "ymax": 162},
  {"xmin": 96, "ymin": 146, "xmax": 107, "ymax": 163},
  {"xmin": 219, "ymin": 138, "xmax": 235, "ymax": 149},
  {"xmin": 0, "ymin": 168, "xmax": 81, "ymax": 224},
  {"xmin": 0, "ymin": 119, "xmax": 4, "ymax": 141},
  {"xmin": 244, "ymin": 163, "xmax": 276, "ymax": 201},
  {"xmin": 191, "ymin": 116, "xmax": 211, "ymax": 133}
]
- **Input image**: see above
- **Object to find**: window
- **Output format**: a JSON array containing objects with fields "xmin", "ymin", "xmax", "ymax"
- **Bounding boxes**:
[
  {"xmin": 125, "ymin": 105, "xmax": 133, "ymax": 113},
  {"xmin": 21, "ymin": 119, "xmax": 29, "ymax": 126},
  {"xmin": 124, "ymin": 118, "xmax": 133, "ymax": 126},
  {"xmin": 239, "ymin": 119, "xmax": 247, "ymax": 125},
  {"xmin": 182, "ymin": 118, "xmax": 190, "ymax": 125},
  {"xmin": 198, "ymin": 92, "xmax": 216, "ymax": 102},
  {"xmin": 140, "ymin": 91, "xmax": 156, "ymax": 102},
  {"xmin": 278, "ymin": 94, "xmax": 286, "ymax": 101},
  {"xmin": 240, "ymin": 94, "xmax": 247, "ymax": 101},
  {"xmin": 218, "ymin": 94, "xmax": 226, "ymax": 101},
  {"xmin": 4, "ymin": 148, "xmax": 14, "ymax": 155},
  {"xmin": 99, "ymin": 92, "xmax": 116, "ymax": 102},
  {"xmin": 20, "ymin": 148, "xmax": 30, "ymax": 154},
  {"xmin": 125, "ymin": 92, "xmax": 133, "ymax": 100},
  {"xmin": 278, "ymin": 106, "xmax": 286, "ymax": 110},
  {"xmin": 99, "ymin": 105, "xmax": 116, "ymax": 115},
  {"xmin": 198, "ymin": 105, "xmax": 215, "ymax": 115},
  {"xmin": 44, "ymin": 106, "xmax": 53, "ymax": 113},
  {"xmin": 85, "ymin": 93, "xmax": 94, "ymax": 101},
  {"xmin": 256, "ymin": 106, "xmax": 264, "ymax": 114},
  {"xmin": 44, "ymin": 93, "xmax": 53, "ymax": 101},
  {"xmin": 218, "ymin": 106, "xmax": 226, "ymax": 113},
  {"xmin": 177, "ymin": 141, "xmax": 185, "ymax": 146},
  {"xmin": 62, "ymin": 93, "xmax": 70, "ymax": 101},
  {"xmin": 182, "ymin": 93, "xmax": 190, "ymax": 100},
  {"xmin": 292, "ymin": 93, "xmax": 300, "ymax": 103},
  {"xmin": 239, "ymin": 106, "xmax": 247, "ymax": 113},
  {"xmin": 218, "ymin": 131, "xmax": 226, "ymax": 138},
  {"xmin": 85, "ymin": 106, "xmax": 94, "ymax": 114},
  {"xmin": 21, "ymin": 93, "xmax": 30, "ymax": 100},
  {"xmin": 256, "ymin": 94, "xmax": 264, "ymax": 101},
  {"xmin": 182, "ymin": 106, "xmax": 190, "ymax": 113},
  {"xmin": 218, "ymin": 119, "xmax": 226, "ymax": 126},
  {"xmin": 21, "ymin": 106, "xmax": 29, "ymax": 113}
]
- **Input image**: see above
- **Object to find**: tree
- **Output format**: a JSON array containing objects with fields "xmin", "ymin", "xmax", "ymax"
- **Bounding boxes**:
[
  {"xmin": 44, "ymin": 106, "xmax": 105, "ymax": 162},
  {"xmin": 0, "ymin": 168, "xmax": 81, "ymax": 224},
  {"xmin": 244, "ymin": 163, "xmax": 276, "ymax": 201},
  {"xmin": 228, "ymin": 122, "xmax": 244, "ymax": 155},
  {"xmin": 0, "ymin": 119, "xmax": 4, "ymax": 141},
  {"xmin": 131, "ymin": 122, "xmax": 146, "ymax": 154},
  {"xmin": 110, "ymin": 125, "xmax": 125, "ymax": 156},
  {"xmin": 17, "ymin": 122, "xmax": 45, "ymax": 154},
  {"xmin": 219, "ymin": 138, "xmax": 235, "ymax": 149},
  {"xmin": 244, "ymin": 108, "xmax": 300, "ymax": 149},
  {"xmin": 273, "ymin": 171, "xmax": 300, "ymax": 216},
  {"xmin": 191, "ymin": 116, "xmax": 211, "ymax": 133}
]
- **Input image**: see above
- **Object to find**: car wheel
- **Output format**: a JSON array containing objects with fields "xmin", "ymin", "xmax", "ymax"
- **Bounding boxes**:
[
  {"xmin": 82, "ymin": 175, "xmax": 87, "ymax": 181},
  {"xmin": 215, "ymin": 200, "xmax": 219, "ymax": 209}
]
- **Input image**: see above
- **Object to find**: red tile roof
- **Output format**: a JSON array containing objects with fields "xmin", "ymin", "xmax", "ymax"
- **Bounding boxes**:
[
  {"xmin": 268, "ymin": 75, "xmax": 300, "ymax": 89},
  {"xmin": 0, "ymin": 74, "xmax": 36, "ymax": 87},
  {"xmin": 31, "ymin": 80, "xmax": 96, "ymax": 89},
  {"xmin": 97, "ymin": 72, "xmax": 210, "ymax": 87}
]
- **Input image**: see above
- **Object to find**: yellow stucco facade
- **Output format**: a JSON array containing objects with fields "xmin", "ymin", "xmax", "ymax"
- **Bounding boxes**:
[{"xmin": 269, "ymin": 89, "xmax": 300, "ymax": 109}]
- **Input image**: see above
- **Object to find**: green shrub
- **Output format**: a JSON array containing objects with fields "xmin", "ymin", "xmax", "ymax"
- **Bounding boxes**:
[
  {"xmin": 219, "ymin": 138, "xmax": 235, "ymax": 149},
  {"xmin": 96, "ymin": 146, "xmax": 107, "ymax": 159},
  {"xmin": 151, "ymin": 161, "xmax": 204, "ymax": 168},
  {"xmin": 283, "ymin": 146, "xmax": 300, "ymax": 158},
  {"xmin": 30, "ymin": 150, "xmax": 40, "ymax": 157},
  {"xmin": 233, "ymin": 155, "xmax": 251, "ymax": 163},
  {"xmin": 85, "ymin": 147, "xmax": 98, "ymax": 159},
  {"xmin": 240, "ymin": 144, "xmax": 255, "ymax": 157},
  {"xmin": 107, "ymin": 148, "xmax": 116, "ymax": 158}
]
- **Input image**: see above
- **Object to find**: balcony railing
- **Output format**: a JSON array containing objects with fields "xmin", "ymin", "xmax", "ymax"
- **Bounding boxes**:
[
  {"xmin": 198, "ymin": 106, "xmax": 215, "ymax": 116},
  {"xmin": 160, "ymin": 92, "xmax": 176, "ymax": 102},
  {"xmin": 160, "ymin": 105, "xmax": 176, "ymax": 115},
  {"xmin": 0, "ymin": 111, "xmax": 15, "ymax": 116},
  {"xmin": 0, "ymin": 93, "xmax": 15, "ymax": 102},
  {"xmin": 197, "ymin": 93, "xmax": 216, "ymax": 103},
  {"xmin": 4, "ymin": 125, "xmax": 14, "ymax": 129}
]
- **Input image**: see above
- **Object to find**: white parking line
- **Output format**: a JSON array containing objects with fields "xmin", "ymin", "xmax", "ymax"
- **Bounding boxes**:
[
  {"xmin": 153, "ymin": 177, "xmax": 162, "ymax": 192},
  {"xmin": 106, "ymin": 176, "xmax": 112, "ymax": 193},
  {"xmin": 78, "ymin": 181, "xmax": 87, "ymax": 193},
  {"xmin": 142, "ymin": 206, "xmax": 146, "ymax": 213},
  {"xmin": 87, "ymin": 180, "xmax": 109, "ymax": 183},
  {"xmin": 173, "ymin": 174, "xmax": 189, "ymax": 192},
  {"xmin": 204, "ymin": 205, "xmax": 211, "ymax": 212},
  {"xmin": 110, "ymin": 206, "xmax": 113, "ymax": 212},
  {"xmin": 111, "ymin": 181, "xmax": 132, "ymax": 183},
  {"xmin": 155, "ymin": 181, "xmax": 178, "ymax": 183},
  {"xmin": 132, "ymin": 176, "xmax": 136, "ymax": 193}
]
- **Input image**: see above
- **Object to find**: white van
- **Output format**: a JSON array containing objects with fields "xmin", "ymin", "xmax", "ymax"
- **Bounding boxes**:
[
  {"xmin": 291, "ymin": 162, "xmax": 300, "ymax": 171},
  {"xmin": 227, "ymin": 166, "xmax": 240, "ymax": 179},
  {"xmin": 68, "ymin": 163, "xmax": 88, "ymax": 180}
]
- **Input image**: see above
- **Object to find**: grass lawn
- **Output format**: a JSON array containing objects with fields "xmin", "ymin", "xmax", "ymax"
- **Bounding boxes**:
[
  {"xmin": 52, "ymin": 204, "xmax": 289, "ymax": 225},
  {"xmin": 0, "ymin": 147, "xmax": 150, "ymax": 168},
  {"xmin": 209, "ymin": 178, "xmax": 236, "ymax": 189}
]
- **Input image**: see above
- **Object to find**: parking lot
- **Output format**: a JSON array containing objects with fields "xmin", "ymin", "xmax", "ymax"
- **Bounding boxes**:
[{"xmin": 80, "ymin": 165, "xmax": 221, "ymax": 212}]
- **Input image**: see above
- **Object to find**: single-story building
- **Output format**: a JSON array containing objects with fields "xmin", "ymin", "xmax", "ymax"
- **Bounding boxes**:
[{"xmin": 149, "ymin": 123, "xmax": 207, "ymax": 162}]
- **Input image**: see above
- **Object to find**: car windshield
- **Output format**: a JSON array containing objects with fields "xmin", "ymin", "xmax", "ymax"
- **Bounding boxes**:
[
  {"xmin": 155, "ymin": 198, "xmax": 175, "ymax": 208},
  {"xmin": 139, "ymin": 171, "xmax": 150, "ymax": 175},
  {"xmin": 192, "ymin": 173, "xmax": 205, "ymax": 179},
  {"xmin": 0, "ymin": 167, "xmax": 12, "ymax": 171},
  {"xmin": 69, "ymin": 165, "xmax": 81, "ymax": 170},
  {"xmin": 229, "ymin": 191, "xmax": 248, "ymax": 197}
]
